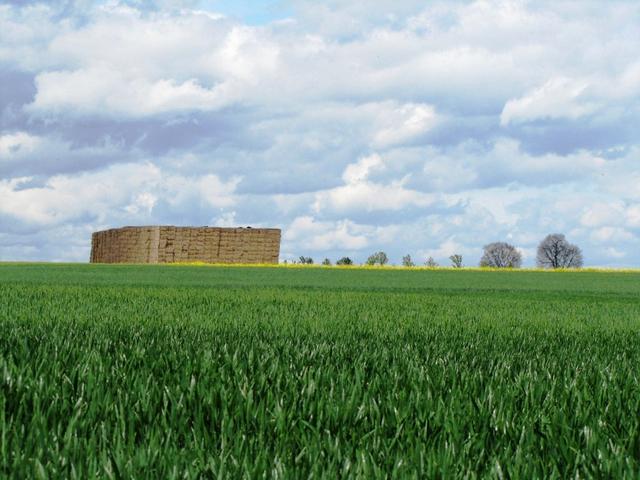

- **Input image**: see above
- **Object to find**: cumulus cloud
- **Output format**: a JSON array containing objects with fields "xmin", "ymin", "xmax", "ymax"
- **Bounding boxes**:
[
  {"xmin": 394, "ymin": 138, "xmax": 608, "ymax": 195},
  {"xmin": 627, "ymin": 205, "xmax": 640, "ymax": 228},
  {"xmin": 284, "ymin": 216, "xmax": 370, "ymax": 252},
  {"xmin": 0, "ymin": 162, "xmax": 239, "ymax": 228},
  {"xmin": 589, "ymin": 227, "xmax": 634, "ymax": 245},
  {"xmin": 13, "ymin": 5, "xmax": 279, "ymax": 116},
  {"xmin": 341, "ymin": 153, "xmax": 384, "ymax": 184},
  {"xmin": 580, "ymin": 202, "xmax": 625, "ymax": 228},
  {"xmin": 313, "ymin": 153, "xmax": 436, "ymax": 215},
  {"xmin": 372, "ymin": 103, "xmax": 437, "ymax": 148},
  {"xmin": 501, "ymin": 77, "xmax": 599, "ymax": 125},
  {"xmin": 0, "ymin": 131, "xmax": 133, "ymax": 177},
  {"xmin": 604, "ymin": 247, "xmax": 626, "ymax": 259},
  {"xmin": 30, "ymin": 69, "xmax": 236, "ymax": 117},
  {"xmin": 417, "ymin": 238, "xmax": 471, "ymax": 265},
  {"xmin": 0, "ymin": 0, "xmax": 639, "ymax": 266},
  {"xmin": 0, "ymin": 131, "xmax": 40, "ymax": 156}
]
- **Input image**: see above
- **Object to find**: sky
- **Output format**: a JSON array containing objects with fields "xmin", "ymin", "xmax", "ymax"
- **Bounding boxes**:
[{"xmin": 0, "ymin": 0, "xmax": 638, "ymax": 266}]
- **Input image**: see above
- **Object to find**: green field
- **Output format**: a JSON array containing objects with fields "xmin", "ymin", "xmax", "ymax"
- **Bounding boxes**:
[{"xmin": 2, "ymin": 264, "xmax": 640, "ymax": 478}]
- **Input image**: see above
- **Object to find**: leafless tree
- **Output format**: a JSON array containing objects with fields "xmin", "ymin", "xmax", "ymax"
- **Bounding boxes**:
[
  {"xmin": 425, "ymin": 257, "xmax": 439, "ymax": 267},
  {"xmin": 536, "ymin": 234, "xmax": 583, "ymax": 269},
  {"xmin": 449, "ymin": 254, "xmax": 463, "ymax": 268},
  {"xmin": 480, "ymin": 242, "xmax": 522, "ymax": 268},
  {"xmin": 402, "ymin": 254, "xmax": 415, "ymax": 267},
  {"xmin": 366, "ymin": 251, "xmax": 389, "ymax": 266}
]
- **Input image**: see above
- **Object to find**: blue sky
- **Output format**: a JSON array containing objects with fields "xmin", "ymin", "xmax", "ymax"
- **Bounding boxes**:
[
  {"xmin": 197, "ymin": 1, "xmax": 290, "ymax": 25},
  {"xmin": 0, "ymin": 0, "xmax": 639, "ymax": 265}
]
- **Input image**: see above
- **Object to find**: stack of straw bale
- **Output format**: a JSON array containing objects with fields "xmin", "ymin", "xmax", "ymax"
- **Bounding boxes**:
[{"xmin": 91, "ymin": 226, "xmax": 281, "ymax": 264}]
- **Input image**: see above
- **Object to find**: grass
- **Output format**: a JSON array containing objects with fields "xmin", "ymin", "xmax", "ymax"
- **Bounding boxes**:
[{"xmin": 1, "ymin": 263, "xmax": 640, "ymax": 478}]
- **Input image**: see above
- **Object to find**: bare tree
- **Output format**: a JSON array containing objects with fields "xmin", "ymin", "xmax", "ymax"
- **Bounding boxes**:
[
  {"xmin": 536, "ymin": 234, "xmax": 583, "ymax": 269},
  {"xmin": 402, "ymin": 254, "xmax": 415, "ymax": 267},
  {"xmin": 425, "ymin": 257, "xmax": 439, "ymax": 267},
  {"xmin": 449, "ymin": 254, "xmax": 463, "ymax": 268},
  {"xmin": 366, "ymin": 251, "xmax": 389, "ymax": 266},
  {"xmin": 480, "ymin": 242, "xmax": 522, "ymax": 268}
]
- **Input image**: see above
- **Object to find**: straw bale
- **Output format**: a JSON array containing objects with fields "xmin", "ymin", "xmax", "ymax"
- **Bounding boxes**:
[{"xmin": 90, "ymin": 225, "xmax": 280, "ymax": 264}]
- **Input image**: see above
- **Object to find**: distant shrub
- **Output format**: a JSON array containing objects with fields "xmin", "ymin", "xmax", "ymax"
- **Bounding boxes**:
[
  {"xmin": 321, "ymin": 258, "xmax": 331, "ymax": 266},
  {"xmin": 336, "ymin": 257, "xmax": 353, "ymax": 266},
  {"xmin": 298, "ymin": 256, "xmax": 314, "ymax": 265}
]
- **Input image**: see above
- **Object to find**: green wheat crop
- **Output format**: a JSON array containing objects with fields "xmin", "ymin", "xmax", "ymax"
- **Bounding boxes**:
[{"xmin": 1, "ymin": 264, "xmax": 640, "ymax": 478}]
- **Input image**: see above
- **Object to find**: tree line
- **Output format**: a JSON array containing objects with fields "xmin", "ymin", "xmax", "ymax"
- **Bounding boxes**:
[{"xmin": 292, "ymin": 233, "xmax": 584, "ymax": 269}]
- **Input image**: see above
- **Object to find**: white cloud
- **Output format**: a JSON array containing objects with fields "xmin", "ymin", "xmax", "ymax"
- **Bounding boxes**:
[
  {"xmin": 0, "ymin": 132, "xmax": 41, "ymax": 158},
  {"xmin": 0, "ymin": 132, "xmax": 129, "ymax": 178},
  {"xmin": 30, "ymin": 69, "xmax": 236, "ymax": 117},
  {"xmin": 580, "ymin": 202, "xmax": 625, "ymax": 228},
  {"xmin": 342, "ymin": 153, "xmax": 384, "ymax": 183},
  {"xmin": 420, "ymin": 157, "xmax": 478, "ymax": 192},
  {"xmin": 372, "ymin": 103, "xmax": 437, "ymax": 148},
  {"xmin": 314, "ymin": 179, "xmax": 434, "ymax": 214},
  {"xmin": 1, "ymin": 0, "xmax": 640, "ymax": 267},
  {"xmin": 411, "ymin": 139, "xmax": 607, "ymax": 193},
  {"xmin": 0, "ymin": 163, "xmax": 159, "ymax": 225},
  {"xmin": 253, "ymin": 100, "xmax": 439, "ymax": 155},
  {"xmin": 0, "ymin": 163, "xmax": 239, "ymax": 227},
  {"xmin": 604, "ymin": 247, "xmax": 626, "ymax": 259},
  {"xmin": 417, "ymin": 238, "xmax": 473, "ymax": 265},
  {"xmin": 590, "ymin": 227, "xmax": 634, "ymax": 243},
  {"xmin": 627, "ymin": 205, "xmax": 640, "ymax": 228},
  {"xmin": 214, "ymin": 210, "xmax": 237, "ymax": 227},
  {"xmin": 162, "ymin": 173, "xmax": 240, "ymax": 209},
  {"xmin": 314, "ymin": 153, "xmax": 435, "ymax": 214},
  {"xmin": 488, "ymin": 139, "xmax": 606, "ymax": 180},
  {"xmin": 617, "ymin": 62, "xmax": 640, "ymax": 97},
  {"xmin": 284, "ymin": 216, "xmax": 369, "ymax": 251},
  {"xmin": 9, "ymin": 0, "xmax": 633, "ymax": 120},
  {"xmin": 501, "ymin": 77, "xmax": 599, "ymax": 125},
  {"xmin": 20, "ymin": 6, "xmax": 279, "ymax": 116},
  {"xmin": 124, "ymin": 192, "xmax": 157, "ymax": 216},
  {"xmin": 0, "ymin": 4, "xmax": 68, "ymax": 70}
]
